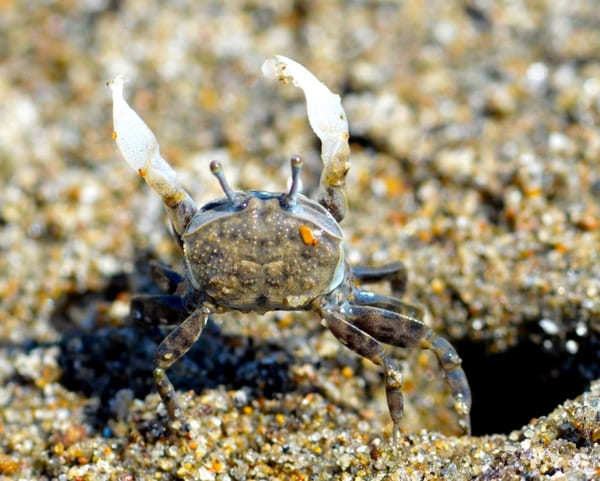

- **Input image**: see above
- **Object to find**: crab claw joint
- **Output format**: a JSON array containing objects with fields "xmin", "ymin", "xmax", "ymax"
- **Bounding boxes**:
[
  {"xmin": 262, "ymin": 56, "xmax": 351, "ymax": 189},
  {"xmin": 108, "ymin": 75, "xmax": 195, "ymax": 234}
]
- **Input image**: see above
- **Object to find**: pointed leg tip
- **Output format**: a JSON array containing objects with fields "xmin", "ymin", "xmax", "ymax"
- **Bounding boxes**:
[
  {"xmin": 168, "ymin": 418, "xmax": 191, "ymax": 437},
  {"xmin": 390, "ymin": 424, "xmax": 401, "ymax": 446},
  {"xmin": 453, "ymin": 398, "xmax": 472, "ymax": 435},
  {"xmin": 459, "ymin": 418, "xmax": 472, "ymax": 437}
]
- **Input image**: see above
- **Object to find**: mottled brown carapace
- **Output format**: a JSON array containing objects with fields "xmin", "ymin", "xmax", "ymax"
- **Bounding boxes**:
[{"xmin": 183, "ymin": 196, "xmax": 343, "ymax": 311}]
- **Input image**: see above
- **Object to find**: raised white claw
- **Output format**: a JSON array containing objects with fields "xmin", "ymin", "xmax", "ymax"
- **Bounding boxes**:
[
  {"xmin": 262, "ymin": 55, "xmax": 350, "ymax": 189},
  {"xmin": 108, "ymin": 75, "xmax": 195, "ymax": 234}
]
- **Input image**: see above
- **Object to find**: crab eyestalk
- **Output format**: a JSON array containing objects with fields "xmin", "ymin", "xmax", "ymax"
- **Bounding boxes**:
[
  {"xmin": 209, "ymin": 160, "xmax": 238, "ymax": 204},
  {"xmin": 262, "ymin": 55, "xmax": 351, "ymax": 221},
  {"xmin": 284, "ymin": 155, "xmax": 303, "ymax": 207},
  {"xmin": 108, "ymin": 75, "xmax": 197, "ymax": 235}
]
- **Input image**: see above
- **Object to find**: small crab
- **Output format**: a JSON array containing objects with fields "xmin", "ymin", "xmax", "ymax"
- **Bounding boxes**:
[{"xmin": 107, "ymin": 56, "xmax": 471, "ymax": 440}]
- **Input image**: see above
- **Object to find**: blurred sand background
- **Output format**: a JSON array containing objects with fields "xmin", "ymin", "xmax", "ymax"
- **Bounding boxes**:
[{"xmin": 1, "ymin": 1, "xmax": 600, "ymax": 479}]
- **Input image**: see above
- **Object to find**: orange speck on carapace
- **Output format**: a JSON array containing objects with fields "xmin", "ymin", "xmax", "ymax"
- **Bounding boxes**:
[
  {"xmin": 111, "ymin": 131, "xmax": 118, "ymax": 140},
  {"xmin": 137, "ymin": 168, "xmax": 146, "ymax": 178},
  {"xmin": 299, "ymin": 225, "xmax": 318, "ymax": 246}
]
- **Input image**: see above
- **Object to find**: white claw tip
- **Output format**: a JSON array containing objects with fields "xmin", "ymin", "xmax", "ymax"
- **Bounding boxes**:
[
  {"xmin": 262, "ymin": 54, "xmax": 348, "ymax": 138},
  {"xmin": 108, "ymin": 75, "xmax": 178, "ymax": 190},
  {"xmin": 261, "ymin": 58, "xmax": 278, "ymax": 81},
  {"xmin": 262, "ymin": 55, "xmax": 350, "ymax": 187},
  {"xmin": 107, "ymin": 74, "xmax": 128, "ymax": 96}
]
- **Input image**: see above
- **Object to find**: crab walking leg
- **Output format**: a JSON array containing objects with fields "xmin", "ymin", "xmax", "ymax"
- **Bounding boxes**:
[
  {"xmin": 319, "ymin": 308, "xmax": 405, "ymax": 443},
  {"xmin": 107, "ymin": 76, "xmax": 197, "ymax": 235},
  {"xmin": 130, "ymin": 294, "xmax": 188, "ymax": 327},
  {"xmin": 421, "ymin": 331, "xmax": 472, "ymax": 434},
  {"xmin": 352, "ymin": 290, "xmax": 424, "ymax": 325},
  {"xmin": 153, "ymin": 309, "xmax": 207, "ymax": 432},
  {"xmin": 148, "ymin": 262, "xmax": 185, "ymax": 295},
  {"xmin": 352, "ymin": 262, "xmax": 408, "ymax": 296},
  {"xmin": 347, "ymin": 304, "xmax": 472, "ymax": 434},
  {"xmin": 262, "ymin": 55, "xmax": 351, "ymax": 221}
]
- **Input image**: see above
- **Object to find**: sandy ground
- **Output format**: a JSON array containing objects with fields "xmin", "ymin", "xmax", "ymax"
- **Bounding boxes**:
[{"xmin": 0, "ymin": 1, "xmax": 599, "ymax": 479}]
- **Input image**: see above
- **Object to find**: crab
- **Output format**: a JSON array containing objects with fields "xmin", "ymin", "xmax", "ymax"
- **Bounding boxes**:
[{"xmin": 107, "ymin": 55, "xmax": 471, "ymax": 440}]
